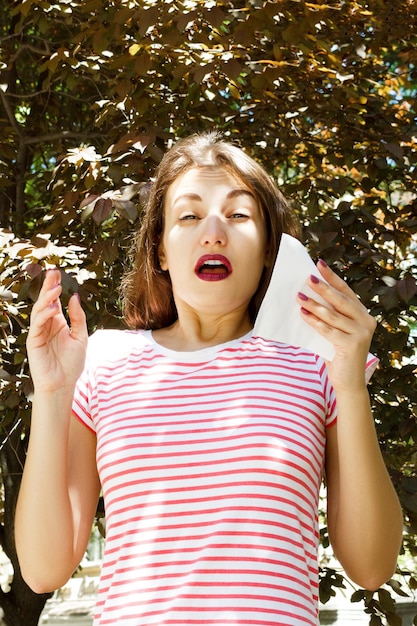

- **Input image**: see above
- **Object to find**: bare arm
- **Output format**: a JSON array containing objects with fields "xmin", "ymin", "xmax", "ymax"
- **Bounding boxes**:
[
  {"xmin": 297, "ymin": 260, "xmax": 403, "ymax": 590},
  {"xmin": 15, "ymin": 269, "xmax": 100, "ymax": 593}
]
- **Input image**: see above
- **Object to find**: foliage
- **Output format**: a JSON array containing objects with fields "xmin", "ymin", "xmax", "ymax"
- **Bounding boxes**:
[{"xmin": 1, "ymin": 0, "xmax": 417, "ymax": 623}]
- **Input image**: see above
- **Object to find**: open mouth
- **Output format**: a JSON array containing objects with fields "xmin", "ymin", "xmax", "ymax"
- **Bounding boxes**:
[{"xmin": 195, "ymin": 255, "xmax": 232, "ymax": 281}]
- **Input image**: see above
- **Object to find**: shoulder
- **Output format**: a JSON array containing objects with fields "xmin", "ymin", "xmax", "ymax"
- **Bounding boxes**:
[
  {"xmin": 86, "ymin": 329, "xmax": 150, "ymax": 365},
  {"xmin": 249, "ymin": 334, "xmax": 321, "ymax": 364},
  {"xmin": 248, "ymin": 334, "xmax": 330, "ymax": 384}
]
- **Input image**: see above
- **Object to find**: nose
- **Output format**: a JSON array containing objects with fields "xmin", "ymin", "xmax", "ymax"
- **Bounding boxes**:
[{"xmin": 200, "ymin": 214, "xmax": 227, "ymax": 246}]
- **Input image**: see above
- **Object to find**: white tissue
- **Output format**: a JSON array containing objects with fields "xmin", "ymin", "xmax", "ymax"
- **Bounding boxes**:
[
  {"xmin": 254, "ymin": 234, "xmax": 336, "ymax": 361},
  {"xmin": 253, "ymin": 234, "xmax": 378, "ymax": 383}
]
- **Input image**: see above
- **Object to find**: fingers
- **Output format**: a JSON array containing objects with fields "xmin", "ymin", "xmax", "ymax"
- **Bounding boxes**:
[
  {"xmin": 30, "ymin": 270, "xmax": 63, "ymax": 326},
  {"xmin": 313, "ymin": 260, "xmax": 365, "ymax": 317},
  {"xmin": 297, "ymin": 261, "xmax": 376, "ymax": 341},
  {"xmin": 315, "ymin": 259, "xmax": 353, "ymax": 298},
  {"xmin": 67, "ymin": 293, "xmax": 88, "ymax": 342},
  {"xmin": 30, "ymin": 269, "xmax": 85, "ymax": 334}
]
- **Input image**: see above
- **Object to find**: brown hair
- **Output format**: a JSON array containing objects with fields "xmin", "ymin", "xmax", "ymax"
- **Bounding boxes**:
[{"xmin": 121, "ymin": 132, "xmax": 300, "ymax": 329}]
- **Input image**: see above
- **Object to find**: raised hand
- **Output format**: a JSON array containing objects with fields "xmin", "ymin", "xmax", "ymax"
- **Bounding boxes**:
[
  {"xmin": 27, "ymin": 268, "xmax": 88, "ymax": 393},
  {"xmin": 296, "ymin": 259, "xmax": 376, "ymax": 391}
]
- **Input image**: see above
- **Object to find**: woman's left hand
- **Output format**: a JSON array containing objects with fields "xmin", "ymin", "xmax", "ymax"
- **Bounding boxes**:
[{"xmin": 296, "ymin": 259, "xmax": 377, "ymax": 392}]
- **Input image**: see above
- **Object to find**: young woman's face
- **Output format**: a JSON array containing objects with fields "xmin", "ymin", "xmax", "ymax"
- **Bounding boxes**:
[{"xmin": 159, "ymin": 167, "xmax": 269, "ymax": 320}]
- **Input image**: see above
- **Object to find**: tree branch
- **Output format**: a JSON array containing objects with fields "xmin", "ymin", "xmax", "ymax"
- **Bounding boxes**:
[
  {"xmin": 0, "ymin": 90, "xmax": 23, "ymax": 138},
  {"xmin": 24, "ymin": 131, "xmax": 102, "ymax": 145},
  {"xmin": 8, "ymin": 42, "xmax": 51, "ymax": 64}
]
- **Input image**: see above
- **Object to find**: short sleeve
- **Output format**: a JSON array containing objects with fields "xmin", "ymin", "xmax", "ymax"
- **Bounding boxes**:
[
  {"xmin": 313, "ymin": 356, "xmax": 337, "ymax": 430},
  {"xmin": 72, "ymin": 335, "xmax": 98, "ymax": 433}
]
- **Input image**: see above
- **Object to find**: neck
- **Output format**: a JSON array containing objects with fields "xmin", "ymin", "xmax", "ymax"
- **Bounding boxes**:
[{"xmin": 152, "ymin": 312, "xmax": 252, "ymax": 352}]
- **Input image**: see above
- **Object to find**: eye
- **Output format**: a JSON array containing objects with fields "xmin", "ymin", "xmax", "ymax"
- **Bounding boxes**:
[
  {"xmin": 179, "ymin": 213, "xmax": 199, "ymax": 221},
  {"xmin": 229, "ymin": 212, "xmax": 250, "ymax": 220}
]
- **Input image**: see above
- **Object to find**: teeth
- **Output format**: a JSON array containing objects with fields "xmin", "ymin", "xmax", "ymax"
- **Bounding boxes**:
[{"xmin": 204, "ymin": 260, "xmax": 223, "ymax": 266}]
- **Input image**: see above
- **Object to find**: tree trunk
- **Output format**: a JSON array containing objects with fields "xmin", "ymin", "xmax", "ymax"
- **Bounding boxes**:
[{"xmin": 0, "ymin": 423, "xmax": 52, "ymax": 626}]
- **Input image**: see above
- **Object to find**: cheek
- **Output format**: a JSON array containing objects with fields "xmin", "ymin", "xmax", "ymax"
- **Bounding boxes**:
[
  {"xmin": 158, "ymin": 230, "xmax": 186, "ymax": 273},
  {"xmin": 251, "ymin": 225, "xmax": 269, "ymax": 266}
]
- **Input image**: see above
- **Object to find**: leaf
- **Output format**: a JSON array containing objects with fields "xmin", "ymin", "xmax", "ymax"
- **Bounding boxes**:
[
  {"xmin": 108, "ymin": 133, "xmax": 152, "ymax": 155},
  {"xmin": 136, "ymin": 5, "xmax": 160, "ymax": 36},
  {"xmin": 409, "ymin": 577, "xmax": 417, "ymax": 591},
  {"xmin": 17, "ymin": 274, "xmax": 42, "ymax": 303},
  {"xmin": 351, "ymin": 589, "xmax": 365, "ymax": 603},
  {"xmin": 378, "ymin": 588, "xmax": 396, "ymax": 613},
  {"xmin": 386, "ymin": 580, "xmax": 410, "ymax": 599},
  {"xmin": 113, "ymin": 200, "xmax": 138, "ymax": 222},
  {"xmin": 92, "ymin": 198, "xmax": 113, "ymax": 224},
  {"xmin": 386, "ymin": 613, "xmax": 402, "ymax": 626},
  {"xmin": 79, "ymin": 194, "xmax": 100, "ymax": 210},
  {"xmin": 379, "ymin": 285, "xmax": 399, "ymax": 311},
  {"xmin": 385, "ymin": 143, "xmax": 404, "ymax": 159},
  {"xmin": 221, "ymin": 59, "xmax": 243, "ymax": 81},
  {"xmin": 227, "ymin": 83, "xmax": 241, "ymax": 100},
  {"xmin": 282, "ymin": 21, "xmax": 306, "ymax": 43},
  {"xmin": 205, "ymin": 6, "xmax": 225, "ymax": 29},
  {"xmin": 24, "ymin": 263, "xmax": 43, "ymax": 279},
  {"xmin": 397, "ymin": 276, "xmax": 417, "ymax": 303},
  {"xmin": 135, "ymin": 53, "xmax": 153, "ymax": 76},
  {"xmin": 100, "ymin": 239, "xmax": 119, "ymax": 265},
  {"xmin": 0, "ymin": 368, "xmax": 12, "ymax": 381}
]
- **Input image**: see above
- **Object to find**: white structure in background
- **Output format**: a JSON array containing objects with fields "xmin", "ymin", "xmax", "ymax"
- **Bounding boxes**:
[
  {"xmin": 0, "ymin": 548, "xmax": 13, "ymax": 594},
  {"xmin": 39, "ymin": 560, "xmax": 99, "ymax": 626},
  {"xmin": 0, "ymin": 548, "xmax": 13, "ymax": 626}
]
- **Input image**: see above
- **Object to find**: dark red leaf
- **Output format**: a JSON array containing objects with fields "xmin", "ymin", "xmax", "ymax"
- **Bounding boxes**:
[
  {"xmin": 92, "ymin": 198, "xmax": 113, "ymax": 224},
  {"xmin": 397, "ymin": 276, "xmax": 417, "ymax": 303}
]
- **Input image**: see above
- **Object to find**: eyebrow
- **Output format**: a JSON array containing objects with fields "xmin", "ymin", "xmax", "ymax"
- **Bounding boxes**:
[
  {"xmin": 227, "ymin": 188, "xmax": 256, "ymax": 201},
  {"xmin": 172, "ymin": 188, "xmax": 256, "ymax": 207}
]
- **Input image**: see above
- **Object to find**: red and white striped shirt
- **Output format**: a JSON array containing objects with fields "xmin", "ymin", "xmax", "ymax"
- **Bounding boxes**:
[{"xmin": 73, "ymin": 329, "xmax": 338, "ymax": 626}]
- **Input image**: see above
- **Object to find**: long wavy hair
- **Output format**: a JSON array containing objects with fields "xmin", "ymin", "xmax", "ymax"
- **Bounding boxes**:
[{"xmin": 121, "ymin": 132, "xmax": 300, "ymax": 329}]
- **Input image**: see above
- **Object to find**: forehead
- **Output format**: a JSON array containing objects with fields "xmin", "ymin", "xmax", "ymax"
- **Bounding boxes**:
[{"xmin": 165, "ymin": 166, "xmax": 254, "ymax": 206}]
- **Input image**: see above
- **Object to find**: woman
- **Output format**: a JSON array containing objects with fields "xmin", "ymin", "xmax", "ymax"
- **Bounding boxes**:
[{"xmin": 16, "ymin": 133, "xmax": 403, "ymax": 626}]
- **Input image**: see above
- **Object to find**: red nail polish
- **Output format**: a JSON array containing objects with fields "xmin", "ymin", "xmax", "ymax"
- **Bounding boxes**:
[
  {"xmin": 298, "ymin": 292, "xmax": 308, "ymax": 301},
  {"xmin": 301, "ymin": 307, "xmax": 311, "ymax": 315},
  {"xmin": 318, "ymin": 258, "xmax": 328, "ymax": 268},
  {"xmin": 310, "ymin": 274, "xmax": 320, "ymax": 284}
]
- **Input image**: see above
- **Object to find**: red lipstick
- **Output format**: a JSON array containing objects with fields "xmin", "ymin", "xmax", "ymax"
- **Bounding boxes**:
[{"xmin": 194, "ymin": 254, "xmax": 232, "ymax": 281}]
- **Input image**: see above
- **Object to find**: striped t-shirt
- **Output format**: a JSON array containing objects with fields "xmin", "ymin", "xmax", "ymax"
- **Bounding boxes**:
[{"xmin": 73, "ymin": 329, "xmax": 338, "ymax": 626}]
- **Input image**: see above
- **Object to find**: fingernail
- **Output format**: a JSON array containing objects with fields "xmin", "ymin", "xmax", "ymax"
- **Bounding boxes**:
[
  {"xmin": 298, "ymin": 292, "xmax": 308, "ymax": 301},
  {"xmin": 72, "ymin": 292, "xmax": 81, "ymax": 302},
  {"xmin": 318, "ymin": 258, "xmax": 328, "ymax": 268},
  {"xmin": 310, "ymin": 274, "xmax": 320, "ymax": 284},
  {"xmin": 301, "ymin": 307, "xmax": 311, "ymax": 315}
]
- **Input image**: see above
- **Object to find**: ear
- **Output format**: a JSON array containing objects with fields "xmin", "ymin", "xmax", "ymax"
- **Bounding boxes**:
[{"xmin": 158, "ymin": 242, "xmax": 168, "ymax": 271}]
